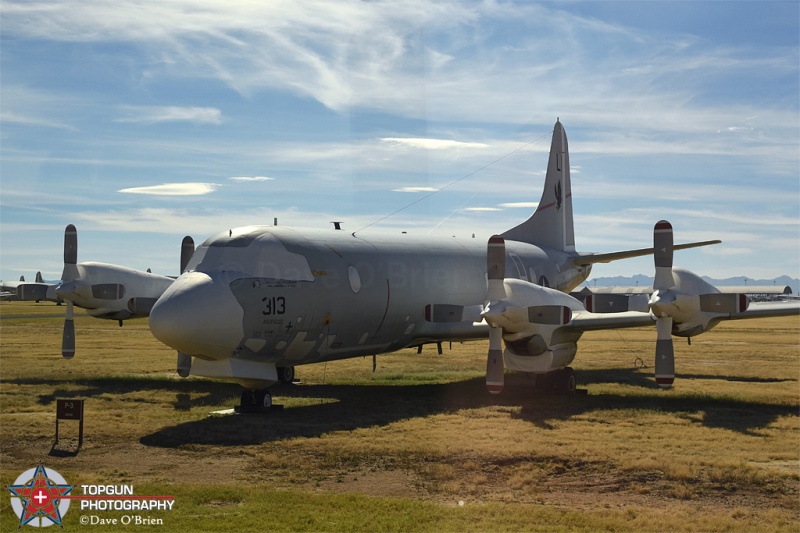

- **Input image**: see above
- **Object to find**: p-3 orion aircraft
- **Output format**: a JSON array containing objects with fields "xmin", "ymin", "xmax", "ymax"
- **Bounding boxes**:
[
  {"xmin": 147, "ymin": 120, "xmax": 799, "ymax": 412},
  {"xmin": 20, "ymin": 225, "xmax": 194, "ymax": 358}
]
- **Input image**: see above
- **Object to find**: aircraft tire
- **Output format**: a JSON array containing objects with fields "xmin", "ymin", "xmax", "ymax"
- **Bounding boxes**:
[
  {"xmin": 239, "ymin": 389, "xmax": 272, "ymax": 413},
  {"xmin": 256, "ymin": 389, "xmax": 273, "ymax": 411},
  {"xmin": 562, "ymin": 367, "xmax": 577, "ymax": 394},
  {"xmin": 277, "ymin": 366, "xmax": 295, "ymax": 384}
]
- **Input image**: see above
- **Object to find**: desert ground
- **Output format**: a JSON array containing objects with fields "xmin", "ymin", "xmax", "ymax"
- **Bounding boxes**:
[{"xmin": 1, "ymin": 300, "xmax": 798, "ymax": 531}]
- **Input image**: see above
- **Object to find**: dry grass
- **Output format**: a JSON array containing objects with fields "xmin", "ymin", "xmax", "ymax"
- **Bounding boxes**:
[{"xmin": 1, "ymin": 300, "xmax": 798, "ymax": 532}]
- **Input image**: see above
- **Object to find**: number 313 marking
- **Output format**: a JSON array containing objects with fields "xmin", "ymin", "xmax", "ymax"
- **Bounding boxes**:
[{"xmin": 262, "ymin": 296, "xmax": 286, "ymax": 315}]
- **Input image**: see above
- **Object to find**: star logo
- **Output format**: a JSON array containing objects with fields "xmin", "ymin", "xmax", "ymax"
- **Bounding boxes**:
[{"xmin": 8, "ymin": 465, "xmax": 73, "ymax": 528}]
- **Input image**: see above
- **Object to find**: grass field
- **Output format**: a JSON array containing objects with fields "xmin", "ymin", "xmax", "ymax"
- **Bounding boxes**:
[{"xmin": 1, "ymin": 300, "xmax": 798, "ymax": 532}]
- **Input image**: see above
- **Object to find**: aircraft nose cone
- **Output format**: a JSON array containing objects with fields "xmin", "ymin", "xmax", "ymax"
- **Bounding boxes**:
[{"xmin": 150, "ymin": 272, "xmax": 244, "ymax": 359}]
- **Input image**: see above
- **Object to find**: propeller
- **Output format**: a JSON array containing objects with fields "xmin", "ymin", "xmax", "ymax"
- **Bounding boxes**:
[
  {"xmin": 650, "ymin": 220, "xmax": 676, "ymax": 387},
  {"xmin": 174, "ymin": 236, "xmax": 196, "ymax": 378},
  {"xmin": 423, "ymin": 235, "xmax": 574, "ymax": 394},
  {"xmin": 484, "ymin": 235, "xmax": 507, "ymax": 394},
  {"xmin": 647, "ymin": 220, "xmax": 748, "ymax": 387},
  {"xmin": 60, "ymin": 224, "xmax": 79, "ymax": 358}
]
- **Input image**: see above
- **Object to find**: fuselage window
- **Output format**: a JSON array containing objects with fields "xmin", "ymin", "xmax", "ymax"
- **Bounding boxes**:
[{"xmin": 348, "ymin": 266, "xmax": 362, "ymax": 294}]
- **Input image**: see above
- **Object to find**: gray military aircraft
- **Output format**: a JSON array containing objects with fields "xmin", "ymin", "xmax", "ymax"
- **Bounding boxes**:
[
  {"xmin": 24, "ymin": 225, "xmax": 193, "ymax": 358},
  {"xmin": 148, "ymin": 120, "xmax": 799, "ymax": 412}
]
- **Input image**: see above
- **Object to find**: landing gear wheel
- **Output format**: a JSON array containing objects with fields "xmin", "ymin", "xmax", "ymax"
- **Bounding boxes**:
[
  {"xmin": 560, "ymin": 367, "xmax": 577, "ymax": 394},
  {"xmin": 277, "ymin": 366, "xmax": 295, "ymax": 384},
  {"xmin": 255, "ymin": 389, "xmax": 272, "ymax": 410},
  {"xmin": 238, "ymin": 388, "xmax": 273, "ymax": 413}
]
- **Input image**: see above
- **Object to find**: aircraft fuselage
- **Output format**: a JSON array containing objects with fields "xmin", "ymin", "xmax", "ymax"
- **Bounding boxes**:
[{"xmin": 150, "ymin": 225, "xmax": 591, "ymax": 370}]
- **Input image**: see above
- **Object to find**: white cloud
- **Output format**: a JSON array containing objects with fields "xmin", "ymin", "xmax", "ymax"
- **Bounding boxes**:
[
  {"xmin": 229, "ymin": 176, "xmax": 274, "ymax": 182},
  {"xmin": 117, "ymin": 183, "xmax": 220, "ymax": 196},
  {"xmin": 464, "ymin": 207, "xmax": 501, "ymax": 212},
  {"xmin": 392, "ymin": 186, "xmax": 438, "ymax": 193},
  {"xmin": 499, "ymin": 202, "xmax": 538, "ymax": 209},
  {"xmin": 381, "ymin": 138, "xmax": 489, "ymax": 150},
  {"xmin": 0, "ymin": 111, "xmax": 77, "ymax": 131},
  {"xmin": 116, "ymin": 106, "xmax": 222, "ymax": 124}
]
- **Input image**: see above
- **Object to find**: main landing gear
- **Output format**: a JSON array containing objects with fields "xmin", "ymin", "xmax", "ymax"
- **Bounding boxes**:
[
  {"xmin": 526, "ymin": 367, "xmax": 578, "ymax": 395},
  {"xmin": 277, "ymin": 366, "xmax": 295, "ymax": 384}
]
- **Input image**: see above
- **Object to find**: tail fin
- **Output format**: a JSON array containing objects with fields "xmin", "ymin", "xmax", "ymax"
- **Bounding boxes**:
[
  {"xmin": 502, "ymin": 119, "xmax": 575, "ymax": 252},
  {"xmin": 35, "ymin": 271, "xmax": 44, "ymax": 283}
]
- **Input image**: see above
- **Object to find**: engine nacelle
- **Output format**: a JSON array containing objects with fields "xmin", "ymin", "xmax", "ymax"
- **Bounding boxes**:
[
  {"xmin": 654, "ymin": 268, "xmax": 747, "ymax": 338},
  {"xmin": 493, "ymin": 279, "xmax": 585, "ymax": 374}
]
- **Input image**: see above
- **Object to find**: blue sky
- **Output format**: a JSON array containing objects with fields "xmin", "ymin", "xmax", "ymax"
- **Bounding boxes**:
[{"xmin": 1, "ymin": 1, "xmax": 798, "ymax": 284}]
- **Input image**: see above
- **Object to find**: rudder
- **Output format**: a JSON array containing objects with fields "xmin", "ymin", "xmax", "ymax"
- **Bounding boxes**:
[{"xmin": 502, "ymin": 119, "xmax": 575, "ymax": 252}]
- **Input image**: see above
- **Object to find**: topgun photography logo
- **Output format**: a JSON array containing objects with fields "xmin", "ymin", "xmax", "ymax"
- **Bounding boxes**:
[
  {"xmin": 8, "ymin": 464, "xmax": 73, "ymax": 528},
  {"xmin": 8, "ymin": 464, "xmax": 176, "ymax": 528}
]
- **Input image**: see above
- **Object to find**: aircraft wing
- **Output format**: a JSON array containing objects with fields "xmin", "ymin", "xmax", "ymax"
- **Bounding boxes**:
[
  {"xmin": 570, "ymin": 310, "xmax": 655, "ymax": 331},
  {"xmin": 571, "ymin": 239, "xmax": 721, "ymax": 266},
  {"xmin": 724, "ymin": 301, "xmax": 800, "ymax": 320},
  {"xmin": 568, "ymin": 301, "xmax": 798, "ymax": 332}
]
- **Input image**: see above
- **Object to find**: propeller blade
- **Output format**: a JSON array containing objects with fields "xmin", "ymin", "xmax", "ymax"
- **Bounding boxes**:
[
  {"xmin": 62, "ymin": 301, "xmax": 75, "ymax": 359},
  {"xmin": 62, "ymin": 224, "xmax": 79, "ymax": 281},
  {"xmin": 653, "ymin": 220, "xmax": 674, "ymax": 291},
  {"xmin": 486, "ymin": 326, "xmax": 504, "ymax": 394},
  {"xmin": 177, "ymin": 352, "xmax": 192, "ymax": 378},
  {"xmin": 654, "ymin": 316, "xmax": 674, "ymax": 387},
  {"xmin": 699, "ymin": 293, "xmax": 748, "ymax": 314},
  {"xmin": 487, "ymin": 235, "xmax": 507, "ymax": 301},
  {"xmin": 181, "ymin": 236, "xmax": 195, "ymax": 274}
]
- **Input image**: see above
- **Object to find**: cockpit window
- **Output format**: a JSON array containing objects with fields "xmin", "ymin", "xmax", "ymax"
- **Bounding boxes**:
[{"xmin": 188, "ymin": 228, "xmax": 313, "ymax": 281}]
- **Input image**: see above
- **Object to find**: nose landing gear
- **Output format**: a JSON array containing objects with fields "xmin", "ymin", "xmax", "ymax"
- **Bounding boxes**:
[
  {"xmin": 237, "ymin": 388, "xmax": 274, "ymax": 413},
  {"xmin": 236, "ymin": 366, "xmax": 294, "ymax": 413}
]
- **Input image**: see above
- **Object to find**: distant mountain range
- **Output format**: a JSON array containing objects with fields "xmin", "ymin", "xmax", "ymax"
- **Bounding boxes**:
[{"xmin": 581, "ymin": 275, "xmax": 799, "ymax": 295}]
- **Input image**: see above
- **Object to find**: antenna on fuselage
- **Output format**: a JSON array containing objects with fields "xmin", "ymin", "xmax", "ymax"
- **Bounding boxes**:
[{"xmin": 331, "ymin": 221, "xmax": 342, "ymax": 230}]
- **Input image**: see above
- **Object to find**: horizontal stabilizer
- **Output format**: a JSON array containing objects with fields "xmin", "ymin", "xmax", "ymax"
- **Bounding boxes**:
[{"xmin": 571, "ymin": 240, "xmax": 721, "ymax": 267}]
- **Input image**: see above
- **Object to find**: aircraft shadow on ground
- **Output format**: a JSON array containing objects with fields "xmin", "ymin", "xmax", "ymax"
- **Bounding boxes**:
[
  {"xmin": 139, "ymin": 368, "xmax": 798, "ymax": 448},
  {"xmin": 8, "ymin": 376, "xmax": 241, "ymax": 411}
]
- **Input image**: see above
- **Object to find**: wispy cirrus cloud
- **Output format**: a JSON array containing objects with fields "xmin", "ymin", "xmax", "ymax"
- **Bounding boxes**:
[
  {"xmin": 500, "ymin": 202, "xmax": 538, "ymax": 209},
  {"xmin": 228, "ymin": 176, "xmax": 274, "ymax": 182},
  {"xmin": 117, "ymin": 183, "xmax": 220, "ymax": 196},
  {"xmin": 115, "ymin": 106, "xmax": 222, "ymax": 125},
  {"xmin": 392, "ymin": 186, "xmax": 438, "ymax": 193},
  {"xmin": 381, "ymin": 138, "xmax": 489, "ymax": 150}
]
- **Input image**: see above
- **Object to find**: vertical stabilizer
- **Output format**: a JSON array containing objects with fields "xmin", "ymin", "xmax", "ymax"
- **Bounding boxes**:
[{"xmin": 501, "ymin": 119, "xmax": 575, "ymax": 252}]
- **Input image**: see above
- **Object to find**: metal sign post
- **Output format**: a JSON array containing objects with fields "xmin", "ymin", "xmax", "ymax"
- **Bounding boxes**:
[{"xmin": 55, "ymin": 399, "xmax": 84, "ymax": 448}]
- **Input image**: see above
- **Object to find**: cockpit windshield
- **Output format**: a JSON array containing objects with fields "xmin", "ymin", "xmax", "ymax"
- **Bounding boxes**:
[{"xmin": 184, "ymin": 227, "xmax": 313, "ymax": 281}]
